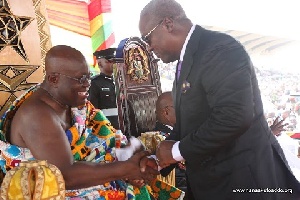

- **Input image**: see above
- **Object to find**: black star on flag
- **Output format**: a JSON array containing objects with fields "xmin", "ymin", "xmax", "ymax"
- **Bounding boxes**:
[{"xmin": 0, "ymin": 0, "xmax": 33, "ymax": 62}]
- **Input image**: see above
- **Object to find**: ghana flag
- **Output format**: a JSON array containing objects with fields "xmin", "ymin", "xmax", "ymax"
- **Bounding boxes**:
[{"xmin": 88, "ymin": 0, "xmax": 115, "ymax": 52}]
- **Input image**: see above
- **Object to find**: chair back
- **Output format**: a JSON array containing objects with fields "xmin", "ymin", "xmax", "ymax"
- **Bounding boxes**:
[{"xmin": 115, "ymin": 37, "xmax": 162, "ymax": 137}]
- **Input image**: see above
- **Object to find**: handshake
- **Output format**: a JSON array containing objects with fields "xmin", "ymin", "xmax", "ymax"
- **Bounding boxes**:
[
  {"xmin": 115, "ymin": 131, "xmax": 178, "ymax": 188},
  {"xmin": 114, "ymin": 134, "xmax": 159, "ymax": 188}
]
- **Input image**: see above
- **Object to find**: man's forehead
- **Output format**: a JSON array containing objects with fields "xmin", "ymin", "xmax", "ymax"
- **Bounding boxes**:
[
  {"xmin": 62, "ymin": 58, "xmax": 88, "ymax": 69},
  {"xmin": 139, "ymin": 15, "xmax": 153, "ymax": 31}
]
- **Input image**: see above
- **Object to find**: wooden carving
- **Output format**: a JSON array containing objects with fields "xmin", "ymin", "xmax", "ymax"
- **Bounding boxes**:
[
  {"xmin": 0, "ymin": 0, "xmax": 52, "ymax": 115},
  {"xmin": 124, "ymin": 41, "xmax": 150, "ymax": 83}
]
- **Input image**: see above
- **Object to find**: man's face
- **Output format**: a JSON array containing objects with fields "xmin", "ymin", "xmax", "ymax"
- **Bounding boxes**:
[
  {"xmin": 98, "ymin": 58, "xmax": 114, "ymax": 75},
  {"xmin": 139, "ymin": 16, "xmax": 178, "ymax": 63},
  {"xmin": 156, "ymin": 104, "xmax": 176, "ymax": 127},
  {"xmin": 56, "ymin": 58, "xmax": 91, "ymax": 107}
]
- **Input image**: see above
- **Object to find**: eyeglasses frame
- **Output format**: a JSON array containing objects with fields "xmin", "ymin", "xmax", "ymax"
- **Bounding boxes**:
[
  {"xmin": 141, "ymin": 20, "xmax": 164, "ymax": 45},
  {"xmin": 56, "ymin": 72, "xmax": 93, "ymax": 85}
]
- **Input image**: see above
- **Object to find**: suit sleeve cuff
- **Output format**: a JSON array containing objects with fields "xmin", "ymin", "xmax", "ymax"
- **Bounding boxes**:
[{"xmin": 172, "ymin": 141, "xmax": 185, "ymax": 162}]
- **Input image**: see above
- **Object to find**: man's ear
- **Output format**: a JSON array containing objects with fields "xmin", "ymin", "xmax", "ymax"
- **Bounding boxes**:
[
  {"xmin": 164, "ymin": 17, "xmax": 174, "ymax": 32},
  {"xmin": 165, "ymin": 106, "xmax": 172, "ymax": 114},
  {"xmin": 47, "ymin": 73, "xmax": 59, "ymax": 87},
  {"xmin": 163, "ymin": 108, "xmax": 169, "ymax": 119}
]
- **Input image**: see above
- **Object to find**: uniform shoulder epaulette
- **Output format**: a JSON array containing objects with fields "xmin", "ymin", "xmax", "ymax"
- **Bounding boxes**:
[{"xmin": 91, "ymin": 74, "xmax": 100, "ymax": 81}]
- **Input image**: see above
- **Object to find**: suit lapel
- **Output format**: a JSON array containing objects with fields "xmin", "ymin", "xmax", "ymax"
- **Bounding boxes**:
[{"xmin": 175, "ymin": 25, "xmax": 203, "ymax": 110}]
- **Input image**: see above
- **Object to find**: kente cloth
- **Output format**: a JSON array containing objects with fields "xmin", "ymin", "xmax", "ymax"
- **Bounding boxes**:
[{"xmin": 0, "ymin": 85, "xmax": 185, "ymax": 200}]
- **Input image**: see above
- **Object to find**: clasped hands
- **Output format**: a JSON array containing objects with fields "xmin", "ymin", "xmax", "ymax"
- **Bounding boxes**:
[
  {"xmin": 125, "ymin": 150, "xmax": 159, "ymax": 187},
  {"xmin": 122, "ymin": 139, "xmax": 178, "ymax": 188},
  {"xmin": 155, "ymin": 140, "xmax": 177, "ymax": 168}
]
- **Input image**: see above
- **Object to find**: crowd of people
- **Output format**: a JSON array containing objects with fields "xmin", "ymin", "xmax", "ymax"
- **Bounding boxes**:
[{"xmin": 256, "ymin": 67, "xmax": 300, "ymax": 131}]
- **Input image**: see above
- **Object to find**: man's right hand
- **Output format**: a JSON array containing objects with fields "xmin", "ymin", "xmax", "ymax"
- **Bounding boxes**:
[
  {"xmin": 126, "ymin": 150, "xmax": 159, "ymax": 184},
  {"xmin": 270, "ymin": 116, "xmax": 288, "ymax": 136},
  {"xmin": 140, "ymin": 156, "xmax": 159, "ymax": 183},
  {"xmin": 126, "ymin": 150, "xmax": 149, "ymax": 180}
]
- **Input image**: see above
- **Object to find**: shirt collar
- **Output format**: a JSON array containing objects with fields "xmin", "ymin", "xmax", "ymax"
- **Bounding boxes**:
[
  {"xmin": 180, "ymin": 24, "xmax": 196, "ymax": 61},
  {"xmin": 166, "ymin": 124, "xmax": 173, "ymax": 130},
  {"xmin": 100, "ymin": 72, "xmax": 113, "ymax": 78}
]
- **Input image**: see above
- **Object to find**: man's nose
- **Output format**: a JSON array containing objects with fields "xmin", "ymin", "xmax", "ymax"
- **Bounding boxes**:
[{"xmin": 83, "ymin": 79, "xmax": 91, "ymax": 87}]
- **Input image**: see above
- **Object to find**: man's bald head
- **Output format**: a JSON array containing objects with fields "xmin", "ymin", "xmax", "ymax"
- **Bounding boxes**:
[
  {"xmin": 45, "ymin": 45, "xmax": 86, "ymax": 73},
  {"xmin": 156, "ymin": 91, "xmax": 176, "ymax": 126},
  {"xmin": 156, "ymin": 91, "xmax": 173, "ymax": 111},
  {"xmin": 42, "ymin": 45, "xmax": 90, "ymax": 108}
]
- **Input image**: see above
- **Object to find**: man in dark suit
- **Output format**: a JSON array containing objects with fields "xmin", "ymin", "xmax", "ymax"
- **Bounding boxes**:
[{"xmin": 139, "ymin": 0, "xmax": 300, "ymax": 199}]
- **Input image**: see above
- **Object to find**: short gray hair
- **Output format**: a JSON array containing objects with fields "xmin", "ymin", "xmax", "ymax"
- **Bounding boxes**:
[{"xmin": 140, "ymin": 0, "xmax": 187, "ymax": 25}]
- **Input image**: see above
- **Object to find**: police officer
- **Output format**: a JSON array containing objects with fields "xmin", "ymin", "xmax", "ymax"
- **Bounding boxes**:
[{"xmin": 88, "ymin": 48, "xmax": 119, "ymax": 129}]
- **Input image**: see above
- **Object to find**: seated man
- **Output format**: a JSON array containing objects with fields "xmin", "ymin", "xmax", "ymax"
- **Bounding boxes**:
[
  {"xmin": 155, "ymin": 91, "xmax": 187, "ymax": 193},
  {"xmin": 0, "ymin": 45, "xmax": 159, "ymax": 199},
  {"xmin": 155, "ymin": 91, "xmax": 176, "ymax": 132}
]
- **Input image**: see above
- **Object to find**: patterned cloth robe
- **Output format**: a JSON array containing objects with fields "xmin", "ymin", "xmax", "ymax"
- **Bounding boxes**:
[{"xmin": 0, "ymin": 85, "xmax": 185, "ymax": 200}]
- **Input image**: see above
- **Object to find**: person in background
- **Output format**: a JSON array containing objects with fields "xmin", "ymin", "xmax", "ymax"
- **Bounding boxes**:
[
  {"xmin": 270, "ymin": 116, "xmax": 300, "ymax": 181},
  {"xmin": 155, "ymin": 91, "xmax": 176, "ymax": 137},
  {"xmin": 88, "ymin": 48, "xmax": 119, "ymax": 129},
  {"xmin": 270, "ymin": 116, "xmax": 288, "ymax": 136},
  {"xmin": 155, "ymin": 91, "xmax": 187, "ymax": 195},
  {"xmin": 0, "ymin": 45, "xmax": 158, "ymax": 199},
  {"xmin": 139, "ymin": 0, "xmax": 300, "ymax": 199}
]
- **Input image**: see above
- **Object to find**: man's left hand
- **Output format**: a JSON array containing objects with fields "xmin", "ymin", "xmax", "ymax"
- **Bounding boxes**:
[{"xmin": 156, "ymin": 140, "xmax": 177, "ymax": 168}]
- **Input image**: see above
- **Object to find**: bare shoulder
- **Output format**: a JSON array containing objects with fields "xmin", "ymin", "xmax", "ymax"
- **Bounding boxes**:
[
  {"xmin": 10, "ymin": 91, "xmax": 73, "ymax": 167},
  {"xmin": 13, "ymin": 93, "xmax": 58, "ymax": 126},
  {"xmin": 10, "ymin": 92, "xmax": 62, "ymax": 147}
]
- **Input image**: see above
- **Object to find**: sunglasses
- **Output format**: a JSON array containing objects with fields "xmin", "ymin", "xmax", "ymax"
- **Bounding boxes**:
[
  {"xmin": 141, "ymin": 20, "xmax": 163, "ymax": 45},
  {"xmin": 57, "ymin": 72, "xmax": 93, "ymax": 85}
]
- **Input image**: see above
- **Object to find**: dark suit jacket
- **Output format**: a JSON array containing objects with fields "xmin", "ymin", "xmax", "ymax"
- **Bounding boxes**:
[{"xmin": 172, "ymin": 25, "xmax": 300, "ymax": 200}]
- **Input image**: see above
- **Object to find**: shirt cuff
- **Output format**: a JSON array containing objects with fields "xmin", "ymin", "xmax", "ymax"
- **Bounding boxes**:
[{"xmin": 172, "ymin": 141, "xmax": 185, "ymax": 162}]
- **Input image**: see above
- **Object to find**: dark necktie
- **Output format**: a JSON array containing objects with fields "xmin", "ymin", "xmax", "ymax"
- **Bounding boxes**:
[{"xmin": 177, "ymin": 60, "xmax": 182, "ymax": 81}]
